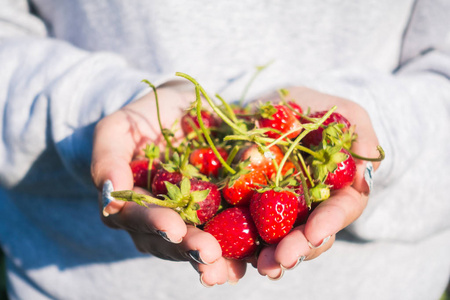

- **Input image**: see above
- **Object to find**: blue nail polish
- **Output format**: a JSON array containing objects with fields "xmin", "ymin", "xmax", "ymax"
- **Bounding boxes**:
[
  {"xmin": 102, "ymin": 180, "xmax": 114, "ymax": 216},
  {"xmin": 156, "ymin": 230, "xmax": 172, "ymax": 243},
  {"xmin": 187, "ymin": 250, "xmax": 207, "ymax": 265},
  {"xmin": 364, "ymin": 162, "xmax": 374, "ymax": 192}
]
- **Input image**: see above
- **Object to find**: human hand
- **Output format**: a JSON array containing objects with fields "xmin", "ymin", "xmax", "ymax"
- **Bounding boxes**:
[
  {"xmin": 90, "ymin": 86, "xmax": 247, "ymax": 286},
  {"xmin": 255, "ymin": 86, "xmax": 382, "ymax": 279}
]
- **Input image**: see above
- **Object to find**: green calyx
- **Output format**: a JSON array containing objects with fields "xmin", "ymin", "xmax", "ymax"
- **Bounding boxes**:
[
  {"xmin": 311, "ymin": 145, "xmax": 347, "ymax": 183},
  {"xmin": 259, "ymin": 102, "xmax": 278, "ymax": 119},
  {"xmin": 161, "ymin": 151, "xmax": 208, "ymax": 181},
  {"xmin": 309, "ymin": 183, "xmax": 331, "ymax": 202}
]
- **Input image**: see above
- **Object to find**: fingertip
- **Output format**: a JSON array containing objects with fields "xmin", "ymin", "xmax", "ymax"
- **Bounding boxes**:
[{"xmin": 303, "ymin": 201, "xmax": 344, "ymax": 247}]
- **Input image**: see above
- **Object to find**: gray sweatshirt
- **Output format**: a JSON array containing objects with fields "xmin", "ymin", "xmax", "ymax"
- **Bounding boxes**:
[{"xmin": 0, "ymin": 0, "xmax": 449, "ymax": 299}]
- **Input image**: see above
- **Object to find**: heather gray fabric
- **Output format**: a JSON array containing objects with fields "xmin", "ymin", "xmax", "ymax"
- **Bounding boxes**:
[{"xmin": 0, "ymin": 0, "xmax": 449, "ymax": 299}]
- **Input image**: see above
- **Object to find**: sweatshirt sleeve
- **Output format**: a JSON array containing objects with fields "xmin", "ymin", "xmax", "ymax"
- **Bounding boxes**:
[
  {"xmin": 0, "ymin": 1, "xmax": 169, "ymax": 189},
  {"xmin": 305, "ymin": 0, "xmax": 450, "ymax": 242}
]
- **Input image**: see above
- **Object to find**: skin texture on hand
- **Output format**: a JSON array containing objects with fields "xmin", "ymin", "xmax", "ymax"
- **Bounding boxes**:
[
  {"xmin": 255, "ymin": 86, "xmax": 382, "ymax": 280},
  {"xmin": 90, "ymin": 86, "xmax": 247, "ymax": 286},
  {"xmin": 91, "ymin": 84, "xmax": 381, "ymax": 285}
]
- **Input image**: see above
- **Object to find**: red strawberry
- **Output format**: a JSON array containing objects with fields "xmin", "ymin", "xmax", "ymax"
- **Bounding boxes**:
[
  {"xmin": 258, "ymin": 103, "xmax": 302, "ymax": 140},
  {"xmin": 302, "ymin": 111, "xmax": 351, "ymax": 148},
  {"xmin": 222, "ymin": 170, "xmax": 267, "ymax": 206},
  {"xmin": 311, "ymin": 147, "xmax": 356, "ymax": 190},
  {"xmin": 188, "ymin": 179, "xmax": 221, "ymax": 224},
  {"xmin": 239, "ymin": 144, "xmax": 285, "ymax": 178},
  {"xmin": 130, "ymin": 159, "xmax": 159, "ymax": 190},
  {"xmin": 323, "ymin": 148, "xmax": 356, "ymax": 190},
  {"xmin": 203, "ymin": 207, "xmax": 259, "ymax": 259},
  {"xmin": 181, "ymin": 109, "xmax": 220, "ymax": 138},
  {"xmin": 250, "ymin": 189, "xmax": 299, "ymax": 244},
  {"xmin": 293, "ymin": 184, "xmax": 309, "ymax": 225},
  {"xmin": 189, "ymin": 147, "xmax": 228, "ymax": 177},
  {"xmin": 151, "ymin": 168, "xmax": 183, "ymax": 197},
  {"xmin": 288, "ymin": 101, "xmax": 303, "ymax": 120}
]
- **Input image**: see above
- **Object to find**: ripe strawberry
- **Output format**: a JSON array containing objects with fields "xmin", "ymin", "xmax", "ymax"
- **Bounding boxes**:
[
  {"xmin": 323, "ymin": 148, "xmax": 356, "ymax": 190},
  {"xmin": 151, "ymin": 167, "xmax": 183, "ymax": 197},
  {"xmin": 181, "ymin": 109, "xmax": 220, "ymax": 138},
  {"xmin": 293, "ymin": 184, "xmax": 309, "ymax": 225},
  {"xmin": 258, "ymin": 103, "xmax": 302, "ymax": 140},
  {"xmin": 130, "ymin": 159, "xmax": 159, "ymax": 190},
  {"xmin": 203, "ymin": 207, "xmax": 259, "ymax": 259},
  {"xmin": 189, "ymin": 147, "xmax": 228, "ymax": 178},
  {"xmin": 301, "ymin": 111, "xmax": 351, "ymax": 148},
  {"xmin": 287, "ymin": 101, "xmax": 303, "ymax": 120},
  {"xmin": 250, "ymin": 189, "xmax": 299, "ymax": 244},
  {"xmin": 188, "ymin": 179, "xmax": 221, "ymax": 224},
  {"xmin": 239, "ymin": 144, "xmax": 284, "ymax": 178},
  {"xmin": 222, "ymin": 170, "xmax": 267, "ymax": 206},
  {"xmin": 311, "ymin": 147, "xmax": 356, "ymax": 190}
]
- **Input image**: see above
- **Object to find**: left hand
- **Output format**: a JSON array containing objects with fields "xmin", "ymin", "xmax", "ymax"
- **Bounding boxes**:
[{"xmin": 255, "ymin": 86, "xmax": 381, "ymax": 279}]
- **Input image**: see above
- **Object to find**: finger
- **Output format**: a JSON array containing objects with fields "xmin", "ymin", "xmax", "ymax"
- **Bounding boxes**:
[
  {"xmin": 274, "ymin": 225, "xmax": 310, "ymax": 269},
  {"xmin": 181, "ymin": 226, "xmax": 222, "ymax": 265},
  {"xmin": 195, "ymin": 257, "xmax": 230, "ymax": 287},
  {"xmin": 104, "ymin": 200, "xmax": 187, "ymax": 244},
  {"xmin": 257, "ymin": 245, "xmax": 284, "ymax": 280},
  {"xmin": 225, "ymin": 259, "xmax": 247, "ymax": 284},
  {"xmin": 304, "ymin": 187, "xmax": 368, "ymax": 247}
]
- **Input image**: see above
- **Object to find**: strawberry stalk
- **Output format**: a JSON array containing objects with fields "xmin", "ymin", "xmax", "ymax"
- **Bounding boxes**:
[
  {"xmin": 239, "ymin": 61, "xmax": 273, "ymax": 105},
  {"xmin": 176, "ymin": 72, "xmax": 247, "ymax": 136},
  {"xmin": 143, "ymin": 143, "xmax": 160, "ymax": 191},
  {"xmin": 222, "ymin": 145, "xmax": 240, "ymax": 176},
  {"xmin": 142, "ymin": 80, "xmax": 176, "ymax": 153},
  {"xmin": 111, "ymin": 190, "xmax": 187, "ymax": 209},
  {"xmin": 193, "ymin": 86, "xmax": 236, "ymax": 175},
  {"xmin": 216, "ymin": 93, "xmax": 238, "ymax": 123},
  {"xmin": 275, "ymin": 107, "xmax": 337, "ymax": 186},
  {"xmin": 347, "ymin": 145, "xmax": 385, "ymax": 162}
]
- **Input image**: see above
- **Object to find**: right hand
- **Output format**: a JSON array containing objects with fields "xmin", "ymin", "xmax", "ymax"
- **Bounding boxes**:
[{"xmin": 90, "ymin": 86, "xmax": 247, "ymax": 286}]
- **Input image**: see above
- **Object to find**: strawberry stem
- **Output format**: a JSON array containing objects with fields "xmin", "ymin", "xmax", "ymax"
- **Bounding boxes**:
[
  {"xmin": 111, "ymin": 190, "xmax": 184, "ymax": 208},
  {"xmin": 194, "ymin": 87, "xmax": 236, "ymax": 175},
  {"xmin": 275, "ymin": 106, "xmax": 337, "ymax": 186},
  {"xmin": 142, "ymin": 80, "xmax": 176, "ymax": 153},
  {"xmin": 239, "ymin": 61, "xmax": 273, "ymax": 105},
  {"xmin": 224, "ymin": 135, "xmax": 318, "ymax": 157},
  {"xmin": 216, "ymin": 93, "xmax": 238, "ymax": 123},
  {"xmin": 348, "ymin": 146, "xmax": 385, "ymax": 162},
  {"xmin": 222, "ymin": 145, "xmax": 240, "ymax": 176},
  {"xmin": 175, "ymin": 72, "xmax": 246, "ymax": 135}
]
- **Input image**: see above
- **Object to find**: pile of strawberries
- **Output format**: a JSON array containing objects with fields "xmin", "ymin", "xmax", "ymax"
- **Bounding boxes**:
[{"xmin": 111, "ymin": 72, "xmax": 384, "ymax": 260}]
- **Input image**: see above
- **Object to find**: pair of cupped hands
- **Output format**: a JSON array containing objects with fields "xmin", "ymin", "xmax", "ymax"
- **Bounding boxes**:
[{"xmin": 90, "ymin": 84, "xmax": 381, "ymax": 286}]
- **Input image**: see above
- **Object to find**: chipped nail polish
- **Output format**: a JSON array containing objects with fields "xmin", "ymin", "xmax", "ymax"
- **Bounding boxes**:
[
  {"xmin": 268, "ymin": 269, "xmax": 284, "ymax": 281},
  {"xmin": 187, "ymin": 250, "xmax": 207, "ymax": 265},
  {"xmin": 156, "ymin": 230, "xmax": 173, "ymax": 243},
  {"xmin": 308, "ymin": 235, "xmax": 331, "ymax": 249},
  {"xmin": 364, "ymin": 162, "xmax": 374, "ymax": 194},
  {"xmin": 102, "ymin": 180, "xmax": 114, "ymax": 217},
  {"xmin": 200, "ymin": 274, "xmax": 213, "ymax": 288},
  {"xmin": 281, "ymin": 255, "xmax": 306, "ymax": 271}
]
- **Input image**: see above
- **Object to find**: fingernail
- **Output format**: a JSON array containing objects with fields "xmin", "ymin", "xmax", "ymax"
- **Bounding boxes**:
[
  {"xmin": 308, "ymin": 235, "xmax": 331, "ymax": 249},
  {"xmin": 102, "ymin": 180, "xmax": 114, "ymax": 217},
  {"xmin": 200, "ymin": 274, "xmax": 213, "ymax": 288},
  {"xmin": 228, "ymin": 279, "xmax": 239, "ymax": 286},
  {"xmin": 267, "ymin": 269, "xmax": 284, "ymax": 281},
  {"xmin": 187, "ymin": 250, "xmax": 208, "ymax": 265},
  {"xmin": 156, "ymin": 230, "xmax": 174, "ymax": 243},
  {"xmin": 364, "ymin": 162, "xmax": 374, "ymax": 194},
  {"xmin": 281, "ymin": 255, "xmax": 306, "ymax": 271}
]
